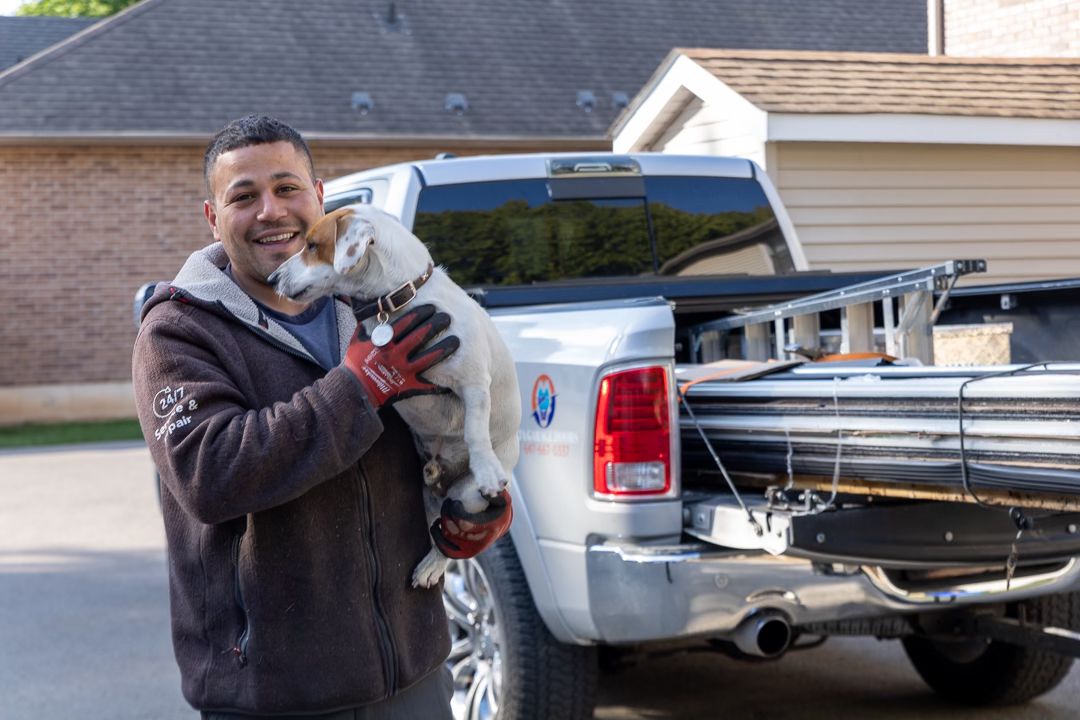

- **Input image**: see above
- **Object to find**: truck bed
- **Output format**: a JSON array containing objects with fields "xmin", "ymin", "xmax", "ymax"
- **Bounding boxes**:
[{"xmin": 678, "ymin": 361, "xmax": 1080, "ymax": 501}]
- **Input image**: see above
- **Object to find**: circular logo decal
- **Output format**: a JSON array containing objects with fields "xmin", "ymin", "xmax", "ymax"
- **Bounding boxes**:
[{"xmin": 531, "ymin": 374, "xmax": 556, "ymax": 429}]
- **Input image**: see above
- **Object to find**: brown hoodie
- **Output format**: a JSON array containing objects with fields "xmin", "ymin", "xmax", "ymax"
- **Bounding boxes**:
[{"xmin": 132, "ymin": 243, "xmax": 448, "ymax": 714}]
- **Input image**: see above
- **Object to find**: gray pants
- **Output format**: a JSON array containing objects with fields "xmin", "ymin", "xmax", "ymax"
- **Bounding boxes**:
[{"xmin": 200, "ymin": 667, "xmax": 454, "ymax": 720}]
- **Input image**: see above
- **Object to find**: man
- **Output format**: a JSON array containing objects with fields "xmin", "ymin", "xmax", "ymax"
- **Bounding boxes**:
[{"xmin": 133, "ymin": 114, "xmax": 510, "ymax": 718}]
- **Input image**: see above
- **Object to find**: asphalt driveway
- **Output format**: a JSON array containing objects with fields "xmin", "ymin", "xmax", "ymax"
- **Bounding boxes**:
[{"xmin": 1, "ymin": 443, "xmax": 1076, "ymax": 719}]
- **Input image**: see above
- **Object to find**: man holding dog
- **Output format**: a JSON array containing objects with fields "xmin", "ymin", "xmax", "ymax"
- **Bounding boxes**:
[{"xmin": 133, "ymin": 115, "xmax": 510, "ymax": 718}]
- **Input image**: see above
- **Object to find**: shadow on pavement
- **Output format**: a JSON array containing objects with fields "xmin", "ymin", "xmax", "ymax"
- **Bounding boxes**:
[
  {"xmin": 594, "ymin": 638, "xmax": 1072, "ymax": 720},
  {"xmin": 0, "ymin": 548, "xmax": 190, "ymax": 720}
]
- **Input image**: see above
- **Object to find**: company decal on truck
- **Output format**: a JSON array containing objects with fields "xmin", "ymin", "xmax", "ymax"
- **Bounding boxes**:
[
  {"xmin": 531, "ymin": 374, "xmax": 556, "ymax": 428},
  {"xmin": 519, "ymin": 428, "xmax": 577, "ymax": 457},
  {"xmin": 521, "ymin": 373, "xmax": 576, "ymax": 456}
]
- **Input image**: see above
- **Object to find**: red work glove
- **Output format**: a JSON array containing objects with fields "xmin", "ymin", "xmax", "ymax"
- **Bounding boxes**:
[
  {"xmin": 430, "ymin": 490, "xmax": 513, "ymax": 559},
  {"xmin": 343, "ymin": 304, "xmax": 459, "ymax": 408}
]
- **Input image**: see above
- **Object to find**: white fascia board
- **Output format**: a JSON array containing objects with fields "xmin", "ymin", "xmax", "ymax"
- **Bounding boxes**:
[
  {"xmin": 613, "ymin": 55, "xmax": 767, "ymax": 153},
  {"xmin": 768, "ymin": 113, "xmax": 1080, "ymax": 147}
]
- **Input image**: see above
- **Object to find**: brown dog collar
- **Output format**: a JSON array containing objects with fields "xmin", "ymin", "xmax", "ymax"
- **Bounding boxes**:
[{"xmin": 353, "ymin": 262, "xmax": 435, "ymax": 321}]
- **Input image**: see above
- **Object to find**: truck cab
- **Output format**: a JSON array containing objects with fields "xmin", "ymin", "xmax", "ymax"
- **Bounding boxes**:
[{"xmin": 325, "ymin": 153, "xmax": 805, "ymax": 281}]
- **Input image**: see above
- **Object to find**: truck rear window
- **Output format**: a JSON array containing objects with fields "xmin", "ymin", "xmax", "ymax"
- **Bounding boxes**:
[{"xmin": 412, "ymin": 176, "xmax": 793, "ymax": 286}]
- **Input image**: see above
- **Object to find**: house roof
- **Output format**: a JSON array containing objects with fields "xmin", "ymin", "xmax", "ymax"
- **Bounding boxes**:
[
  {"xmin": 612, "ymin": 49, "xmax": 1080, "ymax": 151},
  {"xmin": 0, "ymin": 16, "xmax": 97, "ymax": 71},
  {"xmin": 0, "ymin": 0, "xmax": 928, "ymax": 141},
  {"xmin": 679, "ymin": 49, "xmax": 1080, "ymax": 119}
]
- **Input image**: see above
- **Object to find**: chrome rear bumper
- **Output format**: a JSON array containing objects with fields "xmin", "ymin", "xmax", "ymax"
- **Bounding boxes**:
[{"xmin": 585, "ymin": 538, "xmax": 1080, "ymax": 644}]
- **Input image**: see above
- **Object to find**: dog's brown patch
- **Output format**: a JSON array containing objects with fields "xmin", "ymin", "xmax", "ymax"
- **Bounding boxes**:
[{"xmin": 302, "ymin": 207, "xmax": 355, "ymax": 267}]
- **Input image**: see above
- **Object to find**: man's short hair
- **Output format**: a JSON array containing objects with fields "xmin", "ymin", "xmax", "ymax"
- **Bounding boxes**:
[{"xmin": 203, "ymin": 114, "xmax": 316, "ymax": 198}]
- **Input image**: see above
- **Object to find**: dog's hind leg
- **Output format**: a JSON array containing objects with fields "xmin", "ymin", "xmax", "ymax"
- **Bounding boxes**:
[
  {"xmin": 458, "ymin": 381, "xmax": 507, "ymax": 497},
  {"xmin": 413, "ymin": 485, "xmax": 452, "ymax": 588},
  {"xmin": 412, "ymin": 548, "xmax": 451, "ymax": 588}
]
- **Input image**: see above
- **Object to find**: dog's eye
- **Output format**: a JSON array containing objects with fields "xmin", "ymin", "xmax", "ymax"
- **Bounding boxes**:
[{"xmin": 307, "ymin": 242, "xmax": 317, "ymax": 251}]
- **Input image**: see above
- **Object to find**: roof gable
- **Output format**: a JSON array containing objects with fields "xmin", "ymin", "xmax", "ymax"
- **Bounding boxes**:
[
  {"xmin": 0, "ymin": 0, "xmax": 927, "ymax": 139},
  {"xmin": 613, "ymin": 49, "xmax": 1080, "ymax": 152}
]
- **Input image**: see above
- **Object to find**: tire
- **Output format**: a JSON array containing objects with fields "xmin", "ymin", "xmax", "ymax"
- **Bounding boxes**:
[
  {"xmin": 442, "ymin": 536, "xmax": 597, "ymax": 720},
  {"xmin": 903, "ymin": 593, "xmax": 1079, "ymax": 706}
]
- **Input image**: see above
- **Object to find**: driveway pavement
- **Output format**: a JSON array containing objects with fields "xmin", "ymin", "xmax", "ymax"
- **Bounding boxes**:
[
  {"xmin": 1, "ymin": 443, "xmax": 1076, "ymax": 719},
  {"xmin": 0, "ymin": 442, "xmax": 187, "ymax": 719}
]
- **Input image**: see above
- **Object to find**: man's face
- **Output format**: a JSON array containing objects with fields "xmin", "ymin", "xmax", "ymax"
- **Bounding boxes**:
[{"xmin": 204, "ymin": 141, "xmax": 324, "ymax": 290}]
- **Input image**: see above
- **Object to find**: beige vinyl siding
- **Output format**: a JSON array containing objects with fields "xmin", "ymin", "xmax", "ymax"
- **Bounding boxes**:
[
  {"xmin": 775, "ymin": 142, "xmax": 1080, "ymax": 284},
  {"xmin": 652, "ymin": 98, "xmax": 765, "ymax": 168}
]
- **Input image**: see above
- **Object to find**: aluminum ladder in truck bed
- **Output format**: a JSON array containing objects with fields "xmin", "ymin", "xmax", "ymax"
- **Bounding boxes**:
[{"xmin": 688, "ymin": 260, "xmax": 987, "ymax": 365}]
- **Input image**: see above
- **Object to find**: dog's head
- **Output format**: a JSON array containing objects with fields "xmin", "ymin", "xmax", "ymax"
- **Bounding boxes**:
[{"xmin": 268, "ymin": 204, "xmax": 428, "ymax": 302}]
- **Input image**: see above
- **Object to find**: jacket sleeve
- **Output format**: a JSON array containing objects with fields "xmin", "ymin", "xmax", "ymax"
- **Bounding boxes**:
[{"xmin": 132, "ymin": 311, "xmax": 384, "ymax": 525}]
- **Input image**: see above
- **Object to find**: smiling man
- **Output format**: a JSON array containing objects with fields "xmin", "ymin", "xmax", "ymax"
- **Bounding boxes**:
[
  {"xmin": 203, "ymin": 126, "xmax": 321, "ymax": 315},
  {"xmin": 131, "ymin": 115, "xmax": 510, "ymax": 719}
]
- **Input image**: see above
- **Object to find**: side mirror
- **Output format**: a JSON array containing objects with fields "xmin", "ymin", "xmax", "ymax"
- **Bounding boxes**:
[{"xmin": 133, "ymin": 282, "xmax": 158, "ymax": 329}]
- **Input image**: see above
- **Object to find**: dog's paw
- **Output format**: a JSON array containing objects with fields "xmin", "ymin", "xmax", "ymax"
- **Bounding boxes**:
[
  {"xmin": 470, "ymin": 455, "xmax": 509, "ymax": 497},
  {"xmin": 412, "ymin": 549, "xmax": 450, "ymax": 589}
]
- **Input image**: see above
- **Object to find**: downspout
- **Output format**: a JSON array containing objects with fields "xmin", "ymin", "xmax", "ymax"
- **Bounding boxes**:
[{"xmin": 928, "ymin": 0, "xmax": 945, "ymax": 56}]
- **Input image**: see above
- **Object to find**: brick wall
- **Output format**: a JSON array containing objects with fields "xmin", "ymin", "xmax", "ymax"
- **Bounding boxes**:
[
  {"xmin": 945, "ymin": 0, "xmax": 1080, "ymax": 56},
  {"xmin": 0, "ymin": 140, "xmax": 602, "ymax": 390}
]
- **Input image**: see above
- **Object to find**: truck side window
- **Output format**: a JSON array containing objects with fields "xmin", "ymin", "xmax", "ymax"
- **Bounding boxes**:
[
  {"xmin": 323, "ymin": 186, "xmax": 377, "ymax": 212},
  {"xmin": 645, "ymin": 176, "xmax": 793, "ymax": 276}
]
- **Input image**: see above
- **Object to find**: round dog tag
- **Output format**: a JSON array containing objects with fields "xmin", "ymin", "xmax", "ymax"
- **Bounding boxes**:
[{"xmin": 371, "ymin": 323, "xmax": 394, "ymax": 347}]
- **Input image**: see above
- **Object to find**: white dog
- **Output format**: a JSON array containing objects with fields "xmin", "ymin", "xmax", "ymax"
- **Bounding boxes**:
[{"xmin": 268, "ymin": 204, "xmax": 521, "ymax": 587}]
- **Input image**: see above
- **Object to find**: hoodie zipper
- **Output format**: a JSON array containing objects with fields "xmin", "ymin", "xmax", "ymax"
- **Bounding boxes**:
[
  {"xmin": 231, "ymin": 533, "xmax": 251, "ymax": 667},
  {"xmin": 354, "ymin": 466, "xmax": 398, "ymax": 695}
]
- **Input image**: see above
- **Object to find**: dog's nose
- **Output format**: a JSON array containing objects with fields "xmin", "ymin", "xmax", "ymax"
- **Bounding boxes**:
[{"xmin": 266, "ymin": 268, "xmax": 281, "ymax": 287}]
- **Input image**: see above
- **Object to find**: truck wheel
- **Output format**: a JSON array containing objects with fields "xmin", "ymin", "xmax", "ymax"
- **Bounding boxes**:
[
  {"xmin": 442, "ymin": 536, "xmax": 597, "ymax": 720},
  {"xmin": 902, "ymin": 593, "xmax": 1079, "ymax": 706}
]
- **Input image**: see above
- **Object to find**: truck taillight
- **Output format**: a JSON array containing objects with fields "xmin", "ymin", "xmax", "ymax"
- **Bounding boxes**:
[{"xmin": 593, "ymin": 366, "xmax": 671, "ymax": 496}]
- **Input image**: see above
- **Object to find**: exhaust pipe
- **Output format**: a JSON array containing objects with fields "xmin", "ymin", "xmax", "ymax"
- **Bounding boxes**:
[{"xmin": 733, "ymin": 611, "xmax": 792, "ymax": 658}]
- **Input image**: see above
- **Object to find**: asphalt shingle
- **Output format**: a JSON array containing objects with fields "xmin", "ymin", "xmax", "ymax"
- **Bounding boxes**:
[
  {"xmin": 682, "ymin": 49, "xmax": 1080, "ymax": 119},
  {"xmin": 0, "ymin": 0, "xmax": 928, "ymax": 138},
  {"xmin": 0, "ymin": 16, "xmax": 97, "ymax": 71}
]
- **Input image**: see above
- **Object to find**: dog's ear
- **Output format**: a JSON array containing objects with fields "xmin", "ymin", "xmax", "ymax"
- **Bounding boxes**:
[
  {"xmin": 305, "ymin": 207, "xmax": 354, "ymax": 262},
  {"xmin": 334, "ymin": 216, "xmax": 376, "ymax": 274}
]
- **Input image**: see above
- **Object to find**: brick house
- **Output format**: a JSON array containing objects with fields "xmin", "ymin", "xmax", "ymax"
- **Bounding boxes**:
[
  {"xmin": 0, "ymin": 0, "xmax": 928, "ymax": 423},
  {"xmin": 931, "ymin": 0, "xmax": 1080, "ymax": 57}
]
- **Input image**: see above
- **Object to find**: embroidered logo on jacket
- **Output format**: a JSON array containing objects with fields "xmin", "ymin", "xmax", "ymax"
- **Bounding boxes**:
[{"xmin": 151, "ymin": 385, "xmax": 200, "ymax": 441}]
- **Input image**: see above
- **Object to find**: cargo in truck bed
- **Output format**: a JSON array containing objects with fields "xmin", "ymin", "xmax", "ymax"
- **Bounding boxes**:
[{"xmin": 678, "ymin": 361, "xmax": 1080, "ymax": 503}]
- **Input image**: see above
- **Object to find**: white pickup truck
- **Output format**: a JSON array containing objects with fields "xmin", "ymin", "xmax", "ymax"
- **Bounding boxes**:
[{"xmin": 143, "ymin": 152, "xmax": 1080, "ymax": 720}]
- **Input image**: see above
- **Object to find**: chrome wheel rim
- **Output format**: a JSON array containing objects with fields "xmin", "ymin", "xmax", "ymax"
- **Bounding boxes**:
[{"xmin": 444, "ymin": 558, "xmax": 504, "ymax": 720}]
